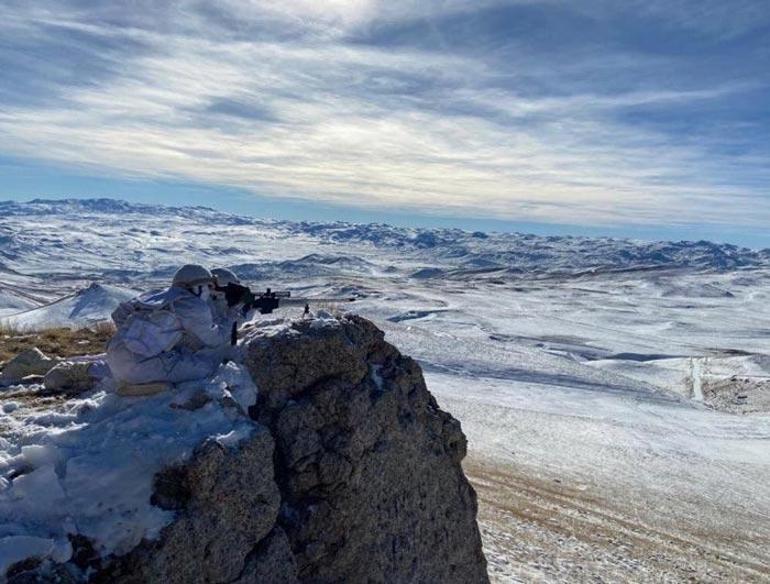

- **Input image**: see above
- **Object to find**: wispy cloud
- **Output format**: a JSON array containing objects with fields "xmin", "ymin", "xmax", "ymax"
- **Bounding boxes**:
[{"xmin": 0, "ymin": 0, "xmax": 768, "ymax": 227}]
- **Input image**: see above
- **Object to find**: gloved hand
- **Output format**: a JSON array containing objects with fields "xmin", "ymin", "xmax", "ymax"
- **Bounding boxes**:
[{"xmin": 223, "ymin": 283, "xmax": 250, "ymax": 307}]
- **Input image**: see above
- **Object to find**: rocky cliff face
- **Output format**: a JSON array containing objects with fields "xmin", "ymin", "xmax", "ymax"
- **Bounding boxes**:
[
  {"xmin": 5, "ymin": 315, "xmax": 488, "ymax": 584},
  {"xmin": 245, "ymin": 315, "xmax": 487, "ymax": 583}
]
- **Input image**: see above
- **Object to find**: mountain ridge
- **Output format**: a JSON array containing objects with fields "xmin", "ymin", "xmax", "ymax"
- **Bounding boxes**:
[
  {"xmin": 3, "ymin": 197, "xmax": 768, "ymax": 253},
  {"xmin": 0, "ymin": 198, "xmax": 768, "ymax": 302}
]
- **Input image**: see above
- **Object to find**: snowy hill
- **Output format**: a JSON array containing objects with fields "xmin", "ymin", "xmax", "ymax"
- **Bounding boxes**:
[
  {"xmin": 0, "ymin": 265, "xmax": 53, "ymax": 319},
  {"xmin": 1, "ymin": 283, "xmax": 137, "ymax": 330},
  {"xmin": 0, "ymin": 198, "xmax": 260, "ymax": 225}
]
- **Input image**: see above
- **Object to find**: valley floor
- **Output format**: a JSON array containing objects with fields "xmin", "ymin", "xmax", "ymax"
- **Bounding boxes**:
[
  {"xmin": 432, "ymin": 368, "xmax": 770, "ymax": 583},
  {"xmin": 358, "ymin": 271, "xmax": 770, "ymax": 583},
  {"xmin": 466, "ymin": 458, "xmax": 769, "ymax": 583}
]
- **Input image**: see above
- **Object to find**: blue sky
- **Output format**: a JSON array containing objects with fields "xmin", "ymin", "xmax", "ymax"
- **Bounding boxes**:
[{"xmin": 0, "ymin": 1, "xmax": 768, "ymax": 246}]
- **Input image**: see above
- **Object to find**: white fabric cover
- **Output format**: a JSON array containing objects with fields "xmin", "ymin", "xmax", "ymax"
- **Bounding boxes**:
[
  {"xmin": 121, "ymin": 311, "xmax": 183, "ymax": 358},
  {"xmin": 107, "ymin": 286, "xmax": 231, "ymax": 385}
]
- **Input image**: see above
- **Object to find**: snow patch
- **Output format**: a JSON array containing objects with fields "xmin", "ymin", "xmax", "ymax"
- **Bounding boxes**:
[
  {"xmin": 370, "ymin": 364, "xmax": 384, "ymax": 391},
  {"xmin": 310, "ymin": 310, "xmax": 338, "ymax": 328},
  {"xmin": 0, "ymin": 363, "xmax": 258, "ymax": 574}
]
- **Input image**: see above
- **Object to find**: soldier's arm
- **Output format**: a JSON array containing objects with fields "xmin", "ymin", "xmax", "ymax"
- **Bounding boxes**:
[{"xmin": 174, "ymin": 296, "xmax": 230, "ymax": 348}]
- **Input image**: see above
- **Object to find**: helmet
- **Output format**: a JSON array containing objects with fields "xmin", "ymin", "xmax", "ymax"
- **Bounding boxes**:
[
  {"xmin": 172, "ymin": 264, "xmax": 214, "ymax": 288},
  {"xmin": 211, "ymin": 267, "xmax": 240, "ymax": 287}
]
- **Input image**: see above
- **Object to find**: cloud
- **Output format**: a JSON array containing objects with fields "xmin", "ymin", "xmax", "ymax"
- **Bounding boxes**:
[{"xmin": 0, "ymin": 0, "xmax": 768, "ymax": 228}]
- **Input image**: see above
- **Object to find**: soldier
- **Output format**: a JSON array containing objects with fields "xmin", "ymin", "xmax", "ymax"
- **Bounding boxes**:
[{"xmin": 106, "ymin": 264, "xmax": 233, "ymax": 390}]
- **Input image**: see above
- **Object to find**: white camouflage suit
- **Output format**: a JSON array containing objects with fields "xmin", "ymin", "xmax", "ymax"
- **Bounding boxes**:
[{"xmin": 107, "ymin": 286, "xmax": 233, "ymax": 386}]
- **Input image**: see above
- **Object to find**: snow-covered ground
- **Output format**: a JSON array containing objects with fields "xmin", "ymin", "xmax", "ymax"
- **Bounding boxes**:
[
  {"xmin": 0, "ymin": 362, "xmax": 258, "ymax": 575},
  {"xmin": 1, "ymin": 199, "xmax": 769, "ymax": 581},
  {"xmin": 361, "ymin": 272, "xmax": 770, "ymax": 581}
]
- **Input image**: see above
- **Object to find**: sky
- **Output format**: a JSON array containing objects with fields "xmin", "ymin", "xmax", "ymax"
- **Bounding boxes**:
[{"xmin": 0, "ymin": 1, "xmax": 769, "ymax": 246}]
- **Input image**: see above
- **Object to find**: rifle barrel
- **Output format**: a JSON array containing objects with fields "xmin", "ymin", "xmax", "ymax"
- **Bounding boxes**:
[{"xmin": 280, "ymin": 297, "xmax": 356, "ymax": 305}]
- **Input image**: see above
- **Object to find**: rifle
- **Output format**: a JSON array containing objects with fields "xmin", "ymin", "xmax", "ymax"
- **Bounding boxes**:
[{"xmin": 216, "ymin": 283, "xmax": 357, "ymax": 344}]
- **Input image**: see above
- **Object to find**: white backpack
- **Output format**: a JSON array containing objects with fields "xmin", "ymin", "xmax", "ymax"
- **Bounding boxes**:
[{"xmin": 114, "ymin": 288, "xmax": 186, "ymax": 358}]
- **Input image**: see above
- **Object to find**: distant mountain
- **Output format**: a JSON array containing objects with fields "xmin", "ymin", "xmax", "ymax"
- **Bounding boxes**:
[
  {"xmin": 1, "ymin": 198, "xmax": 767, "ymax": 287},
  {"xmin": 0, "ymin": 198, "xmax": 260, "ymax": 225}
]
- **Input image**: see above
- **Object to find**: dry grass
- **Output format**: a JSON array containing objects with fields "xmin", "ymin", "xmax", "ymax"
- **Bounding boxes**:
[
  {"xmin": 0, "ymin": 321, "xmax": 115, "ymax": 366},
  {"xmin": 465, "ymin": 457, "xmax": 770, "ymax": 583}
]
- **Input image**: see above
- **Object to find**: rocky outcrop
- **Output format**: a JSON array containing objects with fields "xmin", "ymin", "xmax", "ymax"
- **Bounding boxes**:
[
  {"xmin": 0, "ymin": 348, "xmax": 59, "ymax": 387},
  {"xmin": 92, "ymin": 429, "xmax": 288, "ymax": 584},
  {"xmin": 43, "ymin": 361, "xmax": 95, "ymax": 394},
  {"xmin": 5, "ymin": 315, "xmax": 487, "ymax": 583},
  {"xmin": 245, "ymin": 315, "xmax": 487, "ymax": 583}
]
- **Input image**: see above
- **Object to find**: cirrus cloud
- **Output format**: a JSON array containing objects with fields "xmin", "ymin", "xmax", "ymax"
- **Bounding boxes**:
[{"xmin": 0, "ymin": 0, "xmax": 768, "ymax": 228}]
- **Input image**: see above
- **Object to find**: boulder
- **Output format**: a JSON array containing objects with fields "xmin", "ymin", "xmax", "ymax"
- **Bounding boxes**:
[
  {"xmin": 244, "ymin": 315, "xmax": 488, "ymax": 583},
  {"xmin": 0, "ymin": 348, "xmax": 59, "ymax": 387},
  {"xmin": 43, "ymin": 362, "xmax": 95, "ymax": 394},
  {"xmin": 91, "ymin": 428, "xmax": 283, "ymax": 584}
]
